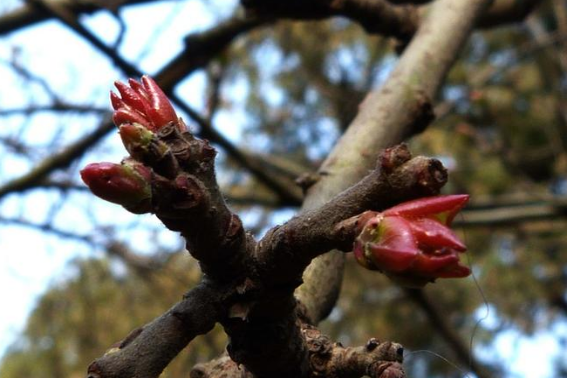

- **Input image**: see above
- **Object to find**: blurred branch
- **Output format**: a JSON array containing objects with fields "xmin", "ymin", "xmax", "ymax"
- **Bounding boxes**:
[
  {"xmin": 204, "ymin": 63, "xmax": 225, "ymax": 123},
  {"xmin": 154, "ymin": 15, "xmax": 269, "ymax": 94},
  {"xmin": 386, "ymin": 0, "xmax": 432, "ymax": 3},
  {"xmin": 106, "ymin": 242, "xmax": 169, "ymax": 275},
  {"xmin": 457, "ymin": 198, "xmax": 567, "ymax": 228},
  {"xmin": 0, "ymin": 215, "xmax": 93, "ymax": 243},
  {"xmin": 404, "ymin": 289, "xmax": 492, "ymax": 378},
  {"xmin": 30, "ymin": 179, "xmax": 89, "ymax": 191},
  {"xmin": 242, "ymin": 0, "xmax": 420, "ymax": 40},
  {"xmin": 36, "ymin": 0, "xmax": 300, "ymax": 204},
  {"xmin": 0, "ymin": 104, "xmax": 109, "ymax": 116},
  {"xmin": 243, "ymin": 0, "xmax": 544, "ymax": 45},
  {"xmin": 7, "ymin": 53, "xmax": 63, "ymax": 102},
  {"xmin": 25, "ymin": 0, "xmax": 141, "ymax": 77},
  {"xmin": 0, "ymin": 118, "xmax": 114, "ymax": 199},
  {"xmin": 0, "ymin": 0, "xmax": 157, "ymax": 35},
  {"xmin": 477, "ymin": 0, "xmax": 544, "ymax": 28},
  {"xmin": 0, "ymin": 215, "xmax": 173, "ymax": 279}
]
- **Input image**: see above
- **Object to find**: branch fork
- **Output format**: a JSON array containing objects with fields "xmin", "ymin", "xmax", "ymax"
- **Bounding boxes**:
[{"xmin": 83, "ymin": 77, "xmax": 457, "ymax": 378}]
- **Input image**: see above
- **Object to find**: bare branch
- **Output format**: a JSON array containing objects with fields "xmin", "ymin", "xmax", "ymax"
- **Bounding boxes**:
[
  {"xmin": 0, "ymin": 0, "xmax": 157, "ymax": 35},
  {"xmin": 155, "ymin": 15, "xmax": 269, "ymax": 94},
  {"xmin": 220, "ymin": 145, "xmax": 446, "ymax": 378},
  {"xmin": 191, "ymin": 326, "xmax": 405, "ymax": 378},
  {"xmin": 242, "ymin": 0, "xmax": 419, "ymax": 41},
  {"xmin": 0, "ymin": 119, "xmax": 114, "ymax": 199},
  {"xmin": 0, "ymin": 6, "xmax": 300, "ymax": 205},
  {"xmin": 0, "ymin": 104, "xmax": 109, "ymax": 116},
  {"xmin": 87, "ymin": 141, "xmax": 448, "ymax": 378},
  {"xmin": 25, "ymin": 0, "xmax": 141, "ymax": 77},
  {"xmin": 88, "ymin": 282, "xmax": 223, "ymax": 378},
  {"xmin": 404, "ymin": 289, "xmax": 493, "ymax": 378},
  {"xmin": 477, "ymin": 0, "xmax": 543, "ymax": 28},
  {"xmin": 457, "ymin": 198, "xmax": 567, "ymax": 228}
]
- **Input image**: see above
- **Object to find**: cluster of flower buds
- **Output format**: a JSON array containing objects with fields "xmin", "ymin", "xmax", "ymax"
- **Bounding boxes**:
[
  {"xmin": 81, "ymin": 76, "xmax": 183, "ymax": 209},
  {"xmin": 353, "ymin": 195, "xmax": 470, "ymax": 287},
  {"xmin": 110, "ymin": 75, "xmax": 185, "ymax": 132}
]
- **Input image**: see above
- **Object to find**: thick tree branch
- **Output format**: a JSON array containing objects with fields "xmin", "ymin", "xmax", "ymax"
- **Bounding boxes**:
[
  {"xmin": 220, "ymin": 145, "xmax": 447, "ymax": 378},
  {"xmin": 242, "ymin": 0, "xmax": 544, "ymax": 47},
  {"xmin": 87, "ymin": 140, "xmax": 447, "ymax": 378},
  {"xmin": 87, "ymin": 282, "xmax": 223, "ymax": 378},
  {"xmin": 296, "ymin": 0, "xmax": 492, "ymax": 325},
  {"xmin": 191, "ymin": 326, "xmax": 405, "ymax": 378},
  {"xmin": 242, "ymin": 0, "xmax": 419, "ymax": 40},
  {"xmin": 257, "ymin": 145, "xmax": 447, "ymax": 287}
]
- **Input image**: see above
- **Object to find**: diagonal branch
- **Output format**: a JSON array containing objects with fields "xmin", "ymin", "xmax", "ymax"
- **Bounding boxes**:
[
  {"xmin": 296, "ymin": 0, "xmax": 493, "ymax": 325},
  {"xmin": 0, "ymin": 0, "xmax": 157, "ymax": 35},
  {"xmin": 1, "ymin": 3, "xmax": 300, "ymax": 205},
  {"xmin": 34, "ymin": 0, "xmax": 301, "ymax": 204},
  {"xmin": 154, "ymin": 15, "xmax": 269, "ymax": 94},
  {"xmin": 404, "ymin": 289, "xmax": 493, "ymax": 378},
  {"xmin": 0, "ymin": 118, "xmax": 114, "ymax": 199},
  {"xmin": 87, "ymin": 282, "xmax": 223, "ymax": 378}
]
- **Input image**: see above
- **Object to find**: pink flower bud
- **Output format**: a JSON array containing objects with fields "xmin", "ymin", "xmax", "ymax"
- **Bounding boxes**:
[
  {"xmin": 110, "ymin": 75, "xmax": 183, "ymax": 132},
  {"xmin": 80, "ymin": 161, "xmax": 152, "ymax": 212},
  {"xmin": 353, "ymin": 195, "xmax": 470, "ymax": 287}
]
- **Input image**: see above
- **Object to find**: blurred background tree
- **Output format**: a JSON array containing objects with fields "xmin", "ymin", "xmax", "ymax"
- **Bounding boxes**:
[{"xmin": 0, "ymin": 0, "xmax": 566, "ymax": 377}]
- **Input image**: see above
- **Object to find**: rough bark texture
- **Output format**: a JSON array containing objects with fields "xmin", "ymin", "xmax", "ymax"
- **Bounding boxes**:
[
  {"xmin": 86, "ymin": 136, "xmax": 447, "ymax": 378},
  {"xmin": 87, "ymin": 283, "xmax": 222, "ymax": 378},
  {"xmin": 191, "ymin": 324, "xmax": 405, "ymax": 378}
]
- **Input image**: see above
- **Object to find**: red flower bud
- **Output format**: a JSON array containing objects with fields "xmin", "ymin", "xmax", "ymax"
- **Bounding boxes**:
[
  {"xmin": 111, "ymin": 75, "xmax": 184, "ymax": 132},
  {"xmin": 80, "ymin": 161, "xmax": 152, "ymax": 212},
  {"xmin": 353, "ymin": 195, "xmax": 470, "ymax": 287}
]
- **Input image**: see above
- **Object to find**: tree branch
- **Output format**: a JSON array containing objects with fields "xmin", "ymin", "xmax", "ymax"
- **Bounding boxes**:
[
  {"xmin": 296, "ymin": 0, "xmax": 492, "ymax": 325},
  {"xmin": 477, "ymin": 0, "xmax": 543, "ymax": 28},
  {"xmin": 220, "ymin": 145, "xmax": 447, "ymax": 378},
  {"xmin": 154, "ymin": 15, "xmax": 269, "ymax": 94},
  {"xmin": 0, "ymin": 0, "xmax": 157, "ymax": 35},
  {"xmin": 404, "ymin": 289, "xmax": 492, "ymax": 378},
  {"xmin": 87, "ymin": 282, "xmax": 223, "ymax": 378},
  {"xmin": 456, "ymin": 198, "xmax": 567, "ymax": 227},
  {"xmin": 191, "ymin": 326, "xmax": 405, "ymax": 378},
  {"xmin": 87, "ymin": 140, "xmax": 448, "ymax": 378},
  {"xmin": 242, "ymin": 0, "xmax": 419, "ymax": 41},
  {"xmin": 0, "ymin": 118, "xmax": 114, "ymax": 199}
]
